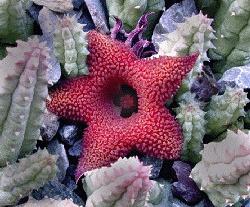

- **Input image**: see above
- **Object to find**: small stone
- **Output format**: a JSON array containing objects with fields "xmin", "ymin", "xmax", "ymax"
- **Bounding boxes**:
[
  {"xmin": 72, "ymin": 0, "xmax": 84, "ymax": 9},
  {"xmin": 84, "ymin": 0, "xmax": 109, "ymax": 33},
  {"xmin": 171, "ymin": 198, "xmax": 192, "ymax": 207},
  {"xmin": 244, "ymin": 199, "xmax": 250, "ymax": 207},
  {"xmin": 59, "ymin": 125, "xmax": 79, "ymax": 145},
  {"xmin": 62, "ymin": 165, "xmax": 78, "ymax": 191},
  {"xmin": 40, "ymin": 111, "xmax": 59, "ymax": 141},
  {"xmin": 68, "ymin": 139, "xmax": 82, "ymax": 157},
  {"xmin": 191, "ymin": 66, "xmax": 219, "ymax": 102},
  {"xmin": 32, "ymin": 181, "xmax": 84, "ymax": 206},
  {"xmin": 38, "ymin": 8, "xmax": 61, "ymax": 85},
  {"xmin": 220, "ymin": 64, "xmax": 250, "ymax": 89},
  {"xmin": 63, "ymin": 176, "xmax": 78, "ymax": 191},
  {"xmin": 140, "ymin": 156, "xmax": 163, "ymax": 179},
  {"xmin": 171, "ymin": 161, "xmax": 203, "ymax": 205},
  {"xmin": 66, "ymin": 165, "xmax": 77, "ymax": 177},
  {"xmin": 152, "ymin": 0, "xmax": 197, "ymax": 51},
  {"xmin": 47, "ymin": 139, "xmax": 69, "ymax": 182},
  {"xmin": 27, "ymin": 3, "xmax": 42, "ymax": 22},
  {"xmin": 77, "ymin": 5, "xmax": 96, "ymax": 32}
]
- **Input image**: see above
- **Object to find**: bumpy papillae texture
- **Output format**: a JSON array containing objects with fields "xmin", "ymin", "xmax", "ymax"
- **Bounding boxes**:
[
  {"xmin": 30, "ymin": 0, "xmax": 73, "ymax": 12},
  {"xmin": 209, "ymin": 0, "xmax": 250, "ymax": 73},
  {"xmin": 157, "ymin": 12, "xmax": 216, "ymax": 97},
  {"xmin": 190, "ymin": 130, "xmax": 250, "ymax": 207},
  {"xmin": 176, "ymin": 93, "xmax": 206, "ymax": 163},
  {"xmin": 0, "ymin": 0, "xmax": 33, "ymax": 43},
  {"xmin": 0, "ymin": 37, "xmax": 51, "ymax": 167},
  {"xmin": 0, "ymin": 149, "xmax": 57, "ymax": 206},
  {"xmin": 83, "ymin": 157, "xmax": 152, "ymax": 207},
  {"xmin": 53, "ymin": 15, "xmax": 89, "ymax": 77},
  {"xmin": 205, "ymin": 86, "xmax": 249, "ymax": 137},
  {"xmin": 47, "ymin": 30, "xmax": 198, "ymax": 180},
  {"xmin": 106, "ymin": 0, "xmax": 165, "ymax": 31},
  {"xmin": 19, "ymin": 198, "xmax": 79, "ymax": 207}
]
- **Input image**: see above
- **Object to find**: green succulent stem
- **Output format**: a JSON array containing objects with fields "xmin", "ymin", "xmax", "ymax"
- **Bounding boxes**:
[{"xmin": 0, "ymin": 149, "xmax": 57, "ymax": 206}]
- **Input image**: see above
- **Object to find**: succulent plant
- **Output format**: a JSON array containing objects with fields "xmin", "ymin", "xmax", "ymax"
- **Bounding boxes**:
[
  {"xmin": 0, "ymin": 37, "xmax": 58, "ymax": 205},
  {"xmin": 30, "ymin": 0, "xmax": 73, "ymax": 13},
  {"xmin": 0, "ymin": 0, "xmax": 33, "ymax": 44},
  {"xmin": 111, "ymin": 13, "xmax": 157, "ymax": 58},
  {"xmin": 205, "ymin": 86, "xmax": 249, "ymax": 137},
  {"xmin": 53, "ymin": 15, "xmax": 89, "ymax": 77},
  {"xmin": 106, "ymin": 0, "xmax": 165, "ymax": 32},
  {"xmin": 176, "ymin": 93, "xmax": 206, "ymax": 163},
  {"xmin": 209, "ymin": 0, "xmax": 250, "ymax": 73},
  {"xmin": 82, "ymin": 156, "xmax": 153, "ymax": 207},
  {"xmin": 0, "ymin": 37, "xmax": 51, "ymax": 166},
  {"xmin": 0, "ymin": 149, "xmax": 57, "ymax": 206},
  {"xmin": 157, "ymin": 12, "xmax": 216, "ymax": 97},
  {"xmin": 190, "ymin": 130, "xmax": 250, "ymax": 207},
  {"xmin": 19, "ymin": 197, "xmax": 79, "ymax": 207}
]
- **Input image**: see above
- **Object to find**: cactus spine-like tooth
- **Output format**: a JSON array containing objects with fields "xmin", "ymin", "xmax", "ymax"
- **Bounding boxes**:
[
  {"xmin": 23, "ymin": 96, "xmax": 30, "ymax": 101},
  {"xmin": 15, "ymin": 131, "xmax": 20, "ymax": 136}
]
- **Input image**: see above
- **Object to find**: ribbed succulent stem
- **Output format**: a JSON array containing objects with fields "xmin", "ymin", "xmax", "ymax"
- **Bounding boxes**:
[
  {"xmin": 0, "ymin": 37, "xmax": 50, "ymax": 167},
  {"xmin": 0, "ymin": 149, "xmax": 57, "ymax": 206},
  {"xmin": 176, "ymin": 93, "xmax": 206, "ymax": 163},
  {"xmin": 53, "ymin": 15, "xmax": 89, "ymax": 77},
  {"xmin": 209, "ymin": 0, "xmax": 250, "ymax": 73},
  {"xmin": 83, "ymin": 157, "xmax": 153, "ymax": 207},
  {"xmin": 0, "ymin": 0, "xmax": 33, "ymax": 43},
  {"xmin": 205, "ymin": 86, "xmax": 249, "ymax": 137},
  {"xmin": 190, "ymin": 130, "xmax": 250, "ymax": 207}
]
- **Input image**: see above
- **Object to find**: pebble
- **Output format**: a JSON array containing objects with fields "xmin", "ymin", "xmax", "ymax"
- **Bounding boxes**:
[
  {"xmin": 63, "ymin": 165, "xmax": 77, "ymax": 191},
  {"xmin": 38, "ymin": 7, "xmax": 61, "ymax": 85},
  {"xmin": 32, "ymin": 180, "xmax": 84, "ymax": 206},
  {"xmin": 152, "ymin": 0, "xmax": 197, "ymax": 51},
  {"xmin": 140, "ymin": 155, "xmax": 163, "ymax": 179},
  {"xmin": 47, "ymin": 139, "xmax": 69, "ymax": 182},
  {"xmin": 59, "ymin": 124, "xmax": 79, "ymax": 146},
  {"xmin": 68, "ymin": 139, "xmax": 82, "ymax": 157},
  {"xmin": 40, "ymin": 111, "xmax": 59, "ymax": 142},
  {"xmin": 171, "ymin": 161, "xmax": 203, "ymax": 205},
  {"xmin": 72, "ymin": 0, "xmax": 84, "ymax": 9}
]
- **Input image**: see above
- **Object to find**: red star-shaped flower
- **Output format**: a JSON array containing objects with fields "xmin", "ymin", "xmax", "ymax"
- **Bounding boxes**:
[{"xmin": 47, "ymin": 30, "xmax": 198, "ymax": 180}]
